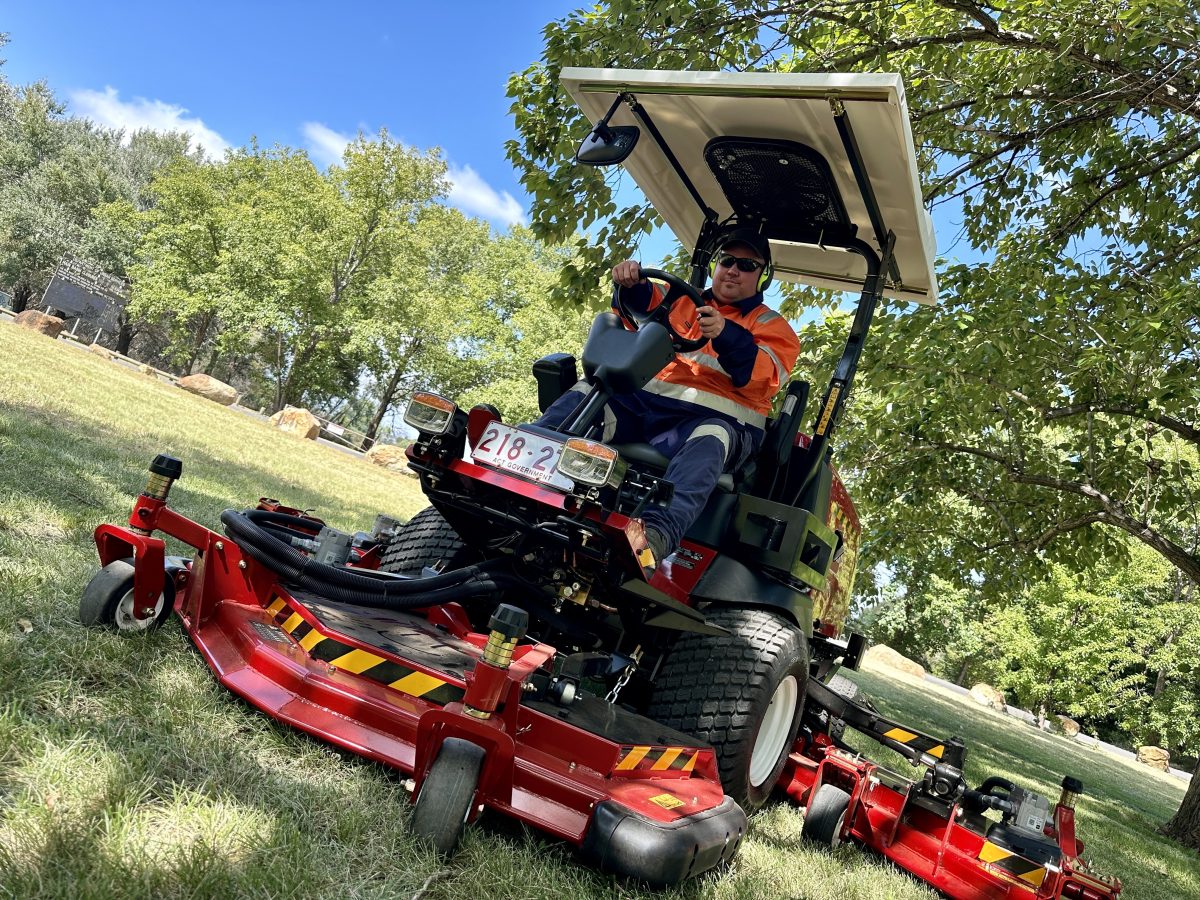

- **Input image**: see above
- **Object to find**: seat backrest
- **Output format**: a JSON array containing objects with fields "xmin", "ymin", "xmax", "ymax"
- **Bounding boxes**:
[{"xmin": 752, "ymin": 380, "xmax": 809, "ymax": 500}]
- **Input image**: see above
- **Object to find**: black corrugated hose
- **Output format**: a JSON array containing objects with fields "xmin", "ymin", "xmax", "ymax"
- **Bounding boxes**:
[{"xmin": 219, "ymin": 508, "xmax": 525, "ymax": 610}]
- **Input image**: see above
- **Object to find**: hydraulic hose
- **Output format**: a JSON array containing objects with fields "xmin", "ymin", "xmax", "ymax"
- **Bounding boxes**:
[{"xmin": 219, "ymin": 508, "xmax": 525, "ymax": 610}]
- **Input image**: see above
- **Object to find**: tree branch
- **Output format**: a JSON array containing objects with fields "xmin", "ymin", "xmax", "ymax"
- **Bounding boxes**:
[{"xmin": 1044, "ymin": 403, "xmax": 1200, "ymax": 446}]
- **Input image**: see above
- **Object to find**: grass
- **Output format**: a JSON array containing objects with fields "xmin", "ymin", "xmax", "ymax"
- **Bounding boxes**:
[{"xmin": 0, "ymin": 323, "xmax": 1194, "ymax": 899}]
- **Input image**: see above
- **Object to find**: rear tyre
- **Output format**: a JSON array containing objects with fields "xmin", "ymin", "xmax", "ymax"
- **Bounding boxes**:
[
  {"xmin": 648, "ymin": 607, "xmax": 808, "ymax": 813},
  {"xmin": 802, "ymin": 783, "xmax": 851, "ymax": 847},
  {"xmin": 379, "ymin": 507, "xmax": 477, "ymax": 576},
  {"xmin": 411, "ymin": 738, "xmax": 486, "ymax": 856},
  {"xmin": 79, "ymin": 558, "xmax": 174, "ymax": 632}
]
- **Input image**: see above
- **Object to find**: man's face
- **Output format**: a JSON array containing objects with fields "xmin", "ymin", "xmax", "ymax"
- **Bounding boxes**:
[{"xmin": 710, "ymin": 242, "xmax": 765, "ymax": 304}]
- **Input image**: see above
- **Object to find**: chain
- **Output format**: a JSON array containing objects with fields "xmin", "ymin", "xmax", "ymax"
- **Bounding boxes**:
[{"xmin": 605, "ymin": 645, "xmax": 642, "ymax": 705}]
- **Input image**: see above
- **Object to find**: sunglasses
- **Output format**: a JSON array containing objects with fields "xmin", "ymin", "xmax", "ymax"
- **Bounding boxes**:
[{"xmin": 716, "ymin": 254, "xmax": 765, "ymax": 273}]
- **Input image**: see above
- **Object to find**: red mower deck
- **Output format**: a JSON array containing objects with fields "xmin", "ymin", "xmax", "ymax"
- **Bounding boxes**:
[
  {"xmin": 781, "ymin": 680, "xmax": 1123, "ymax": 900},
  {"xmin": 91, "ymin": 489, "xmax": 746, "ymax": 886}
]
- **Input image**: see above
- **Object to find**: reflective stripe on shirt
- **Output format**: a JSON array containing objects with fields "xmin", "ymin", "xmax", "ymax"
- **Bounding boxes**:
[{"xmin": 641, "ymin": 378, "xmax": 767, "ymax": 429}]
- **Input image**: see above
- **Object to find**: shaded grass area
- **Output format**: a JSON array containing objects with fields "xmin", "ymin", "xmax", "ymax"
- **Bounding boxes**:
[{"xmin": 0, "ymin": 325, "xmax": 1192, "ymax": 898}]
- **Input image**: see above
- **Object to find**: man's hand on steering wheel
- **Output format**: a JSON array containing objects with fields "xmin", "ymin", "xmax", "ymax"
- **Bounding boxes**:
[
  {"xmin": 610, "ymin": 261, "xmax": 709, "ymax": 353},
  {"xmin": 611, "ymin": 260, "xmax": 645, "ymax": 289}
]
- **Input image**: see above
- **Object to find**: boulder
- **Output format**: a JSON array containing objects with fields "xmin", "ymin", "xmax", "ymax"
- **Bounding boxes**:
[
  {"xmin": 1055, "ymin": 715, "xmax": 1081, "ymax": 737},
  {"xmin": 1136, "ymin": 745, "xmax": 1170, "ymax": 772},
  {"xmin": 88, "ymin": 342, "xmax": 115, "ymax": 360},
  {"xmin": 178, "ymin": 373, "xmax": 237, "ymax": 406},
  {"xmin": 13, "ymin": 310, "xmax": 65, "ymax": 338},
  {"xmin": 366, "ymin": 443, "xmax": 416, "ymax": 475},
  {"xmin": 862, "ymin": 644, "xmax": 926, "ymax": 679},
  {"xmin": 969, "ymin": 683, "xmax": 1007, "ymax": 710},
  {"xmin": 269, "ymin": 406, "xmax": 320, "ymax": 439}
]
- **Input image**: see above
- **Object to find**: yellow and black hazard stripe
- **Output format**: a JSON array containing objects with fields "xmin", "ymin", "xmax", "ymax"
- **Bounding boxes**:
[
  {"xmin": 977, "ymin": 841, "xmax": 1047, "ymax": 887},
  {"xmin": 880, "ymin": 727, "xmax": 946, "ymax": 759},
  {"xmin": 264, "ymin": 596, "xmax": 464, "ymax": 706},
  {"xmin": 615, "ymin": 745, "xmax": 701, "ymax": 774}
]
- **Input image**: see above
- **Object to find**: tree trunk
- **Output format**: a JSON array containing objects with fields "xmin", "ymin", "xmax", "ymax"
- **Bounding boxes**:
[
  {"xmin": 366, "ymin": 365, "xmax": 407, "ymax": 442},
  {"xmin": 1162, "ymin": 759, "xmax": 1200, "ymax": 850},
  {"xmin": 11, "ymin": 283, "xmax": 32, "ymax": 314},
  {"xmin": 956, "ymin": 658, "xmax": 970, "ymax": 687},
  {"xmin": 115, "ymin": 319, "xmax": 135, "ymax": 356}
]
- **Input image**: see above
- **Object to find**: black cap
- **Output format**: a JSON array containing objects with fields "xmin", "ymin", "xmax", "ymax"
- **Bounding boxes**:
[
  {"xmin": 488, "ymin": 604, "xmax": 529, "ymax": 641},
  {"xmin": 1062, "ymin": 776, "xmax": 1084, "ymax": 794},
  {"xmin": 149, "ymin": 454, "xmax": 182, "ymax": 480},
  {"xmin": 715, "ymin": 226, "xmax": 772, "ymax": 265}
]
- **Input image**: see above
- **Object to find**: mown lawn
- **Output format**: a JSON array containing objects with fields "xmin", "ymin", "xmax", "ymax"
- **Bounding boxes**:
[{"xmin": 0, "ymin": 323, "xmax": 1194, "ymax": 899}]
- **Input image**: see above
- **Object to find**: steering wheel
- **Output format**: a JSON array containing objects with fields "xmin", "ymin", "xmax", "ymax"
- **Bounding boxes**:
[{"xmin": 612, "ymin": 267, "xmax": 709, "ymax": 353}]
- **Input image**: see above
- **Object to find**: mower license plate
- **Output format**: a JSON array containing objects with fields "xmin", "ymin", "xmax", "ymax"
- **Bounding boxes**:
[{"xmin": 471, "ymin": 423, "xmax": 574, "ymax": 490}]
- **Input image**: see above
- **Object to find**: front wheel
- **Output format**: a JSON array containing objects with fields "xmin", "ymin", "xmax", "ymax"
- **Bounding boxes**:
[
  {"xmin": 379, "ymin": 507, "xmax": 477, "ymax": 577},
  {"xmin": 411, "ymin": 738, "xmax": 486, "ymax": 856},
  {"xmin": 79, "ymin": 558, "xmax": 174, "ymax": 632},
  {"xmin": 648, "ymin": 607, "xmax": 809, "ymax": 812},
  {"xmin": 802, "ymin": 783, "xmax": 851, "ymax": 847}
]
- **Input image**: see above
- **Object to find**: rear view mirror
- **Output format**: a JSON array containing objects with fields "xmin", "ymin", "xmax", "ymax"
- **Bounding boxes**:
[{"xmin": 576, "ymin": 125, "xmax": 640, "ymax": 166}]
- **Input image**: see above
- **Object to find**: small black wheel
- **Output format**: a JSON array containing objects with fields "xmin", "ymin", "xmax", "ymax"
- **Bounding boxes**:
[
  {"xmin": 411, "ymin": 738, "xmax": 486, "ymax": 856},
  {"xmin": 802, "ymin": 783, "xmax": 851, "ymax": 847},
  {"xmin": 79, "ymin": 558, "xmax": 174, "ymax": 632},
  {"xmin": 379, "ymin": 507, "xmax": 478, "ymax": 577},
  {"xmin": 648, "ymin": 607, "xmax": 809, "ymax": 813}
]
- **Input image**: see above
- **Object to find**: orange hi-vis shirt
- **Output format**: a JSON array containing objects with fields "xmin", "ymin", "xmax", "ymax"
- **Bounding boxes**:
[{"xmin": 619, "ymin": 282, "xmax": 801, "ymax": 430}]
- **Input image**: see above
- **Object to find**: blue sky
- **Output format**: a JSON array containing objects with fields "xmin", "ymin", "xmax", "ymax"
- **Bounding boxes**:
[{"xmin": 1, "ymin": 2, "xmax": 577, "ymax": 228}]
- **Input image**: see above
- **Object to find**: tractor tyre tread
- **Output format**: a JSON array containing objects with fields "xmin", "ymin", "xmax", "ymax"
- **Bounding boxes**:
[
  {"xmin": 379, "ymin": 506, "xmax": 474, "ymax": 577},
  {"xmin": 647, "ymin": 607, "xmax": 808, "ymax": 812},
  {"xmin": 826, "ymin": 673, "xmax": 860, "ymax": 701}
]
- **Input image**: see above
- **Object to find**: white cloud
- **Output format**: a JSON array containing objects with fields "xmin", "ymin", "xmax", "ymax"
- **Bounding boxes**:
[
  {"xmin": 69, "ymin": 86, "xmax": 230, "ymax": 158},
  {"xmin": 447, "ymin": 163, "xmax": 526, "ymax": 227},
  {"xmin": 301, "ymin": 121, "xmax": 354, "ymax": 169},
  {"xmin": 301, "ymin": 122, "xmax": 525, "ymax": 227}
]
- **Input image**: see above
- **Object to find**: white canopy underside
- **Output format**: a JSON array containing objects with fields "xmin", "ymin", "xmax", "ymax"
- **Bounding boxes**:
[{"xmin": 560, "ymin": 68, "xmax": 938, "ymax": 304}]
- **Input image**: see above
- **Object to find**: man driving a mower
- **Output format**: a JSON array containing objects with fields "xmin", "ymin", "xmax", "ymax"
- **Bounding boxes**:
[{"xmin": 538, "ymin": 228, "xmax": 800, "ymax": 569}]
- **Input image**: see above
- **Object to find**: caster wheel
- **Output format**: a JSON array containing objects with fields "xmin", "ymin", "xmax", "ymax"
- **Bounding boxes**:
[
  {"xmin": 802, "ymin": 783, "xmax": 851, "ymax": 847},
  {"xmin": 411, "ymin": 738, "xmax": 486, "ymax": 856},
  {"xmin": 79, "ymin": 559, "xmax": 173, "ymax": 632}
]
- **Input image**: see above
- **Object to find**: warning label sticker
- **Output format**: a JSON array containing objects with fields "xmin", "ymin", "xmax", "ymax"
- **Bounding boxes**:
[{"xmin": 648, "ymin": 793, "xmax": 685, "ymax": 810}]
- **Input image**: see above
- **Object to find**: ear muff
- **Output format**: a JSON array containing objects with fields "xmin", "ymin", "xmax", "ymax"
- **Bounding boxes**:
[
  {"xmin": 710, "ymin": 252, "xmax": 773, "ymax": 292},
  {"xmin": 756, "ymin": 261, "xmax": 773, "ymax": 292}
]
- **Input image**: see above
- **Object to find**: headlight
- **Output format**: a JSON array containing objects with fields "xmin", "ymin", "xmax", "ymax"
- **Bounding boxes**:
[
  {"xmin": 403, "ymin": 392, "xmax": 457, "ymax": 435},
  {"xmin": 556, "ymin": 438, "xmax": 626, "ymax": 488}
]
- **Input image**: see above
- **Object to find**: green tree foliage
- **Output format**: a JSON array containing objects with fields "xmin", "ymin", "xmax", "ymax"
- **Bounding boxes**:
[
  {"xmin": 125, "ymin": 134, "xmax": 449, "ymax": 411},
  {"xmin": 0, "ymin": 72, "xmax": 190, "ymax": 320},
  {"xmin": 454, "ymin": 226, "xmax": 600, "ymax": 424},
  {"xmin": 860, "ymin": 543, "xmax": 1199, "ymax": 757}
]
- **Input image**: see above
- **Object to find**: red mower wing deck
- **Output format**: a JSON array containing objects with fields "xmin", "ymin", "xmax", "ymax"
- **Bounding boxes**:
[{"xmin": 783, "ymin": 681, "xmax": 1122, "ymax": 900}]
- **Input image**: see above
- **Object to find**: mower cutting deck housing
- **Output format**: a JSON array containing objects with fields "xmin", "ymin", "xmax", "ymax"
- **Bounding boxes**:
[{"xmin": 88, "ymin": 482, "xmax": 745, "ymax": 885}]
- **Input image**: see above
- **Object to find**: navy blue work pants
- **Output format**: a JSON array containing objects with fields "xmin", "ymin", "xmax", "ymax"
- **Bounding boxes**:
[{"xmin": 537, "ymin": 386, "xmax": 760, "ymax": 552}]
